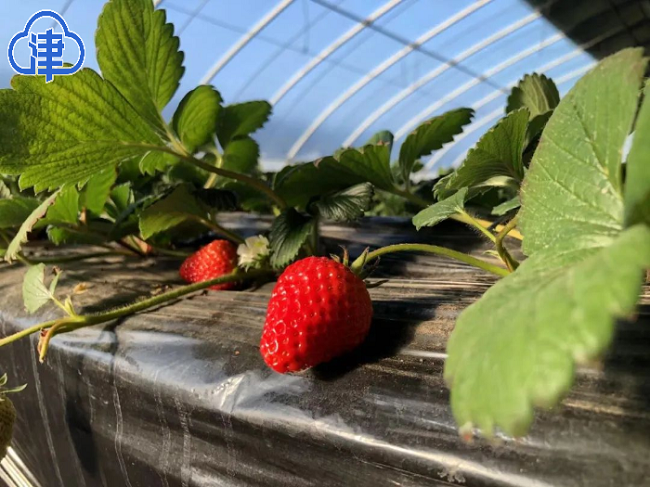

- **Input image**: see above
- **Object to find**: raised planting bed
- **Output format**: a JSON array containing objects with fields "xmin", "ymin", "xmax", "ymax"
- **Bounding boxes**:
[{"xmin": 1, "ymin": 216, "xmax": 649, "ymax": 487}]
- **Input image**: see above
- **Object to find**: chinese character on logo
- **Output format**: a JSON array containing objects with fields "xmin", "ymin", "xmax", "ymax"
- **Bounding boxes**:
[{"xmin": 8, "ymin": 10, "xmax": 85, "ymax": 83}]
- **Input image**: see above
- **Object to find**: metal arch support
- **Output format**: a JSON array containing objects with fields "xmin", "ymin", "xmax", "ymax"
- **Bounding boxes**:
[
  {"xmin": 342, "ymin": 8, "xmax": 546, "ymax": 147},
  {"xmin": 270, "ymin": 0, "xmax": 406, "ymax": 106},
  {"xmin": 423, "ymin": 61, "xmax": 597, "ymax": 174},
  {"xmin": 393, "ymin": 31, "xmax": 564, "ymax": 141},
  {"xmin": 285, "ymin": 0, "xmax": 494, "ymax": 160},
  {"xmin": 394, "ymin": 12, "xmax": 627, "ymax": 157},
  {"xmin": 199, "ymin": 0, "xmax": 296, "ymax": 85},
  {"xmin": 417, "ymin": 23, "xmax": 627, "ymax": 174}
]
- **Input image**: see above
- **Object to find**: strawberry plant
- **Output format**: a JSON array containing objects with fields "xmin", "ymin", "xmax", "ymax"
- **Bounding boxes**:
[
  {"xmin": 415, "ymin": 49, "xmax": 650, "ymax": 437},
  {"xmin": 0, "ymin": 0, "xmax": 647, "ymax": 442},
  {"xmin": 0, "ymin": 374, "xmax": 26, "ymax": 461}
]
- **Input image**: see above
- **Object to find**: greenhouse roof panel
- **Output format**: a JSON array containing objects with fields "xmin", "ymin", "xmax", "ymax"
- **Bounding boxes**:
[{"xmin": 0, "ymin": 0, "xmax": 647, "ymax": 173}]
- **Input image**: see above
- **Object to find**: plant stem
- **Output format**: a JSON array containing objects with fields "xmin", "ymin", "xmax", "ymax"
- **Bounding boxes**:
[
  {"xmin": 190, "ymin": 157, "xmax": 287, "ymax": 209},
  {"xmin": 309, "ymin": 215, "xmax": 320, "ymax": 255},
  {"xmin": 192, "ymin": 216, "xmax": 245, "ymax": 244},
  {"xmin": 489, "ymin": 219, "xmax": 523, "ymax": 240},
  {"xmin": 388, "ymin": 186, "xmax": 523, "ymax": 240},
  {"xmin": 390, "ymin": 187, "xmax": 431, "ymax": 208},
  {"xmin": 19, "ymin": 251, "xmax": 124, "ymax": 265},
  {"xmin": 495, "ymin": 215, "xmax": 520, "ymax": 272},
  {"xmin": 117, "ymin": 238, "xmax": 147, "ymax": 257},
  {"xmin": 350, "ymin": 243, "xmax": 509, "ymax": 277},
  {"xmin": 37, "ymin": 269, "xmax": 274, "ymax": 361},
  {"xmin": 456, "ymin": 210, "xmax": 497, "ymax": 243},
  {"xmin": 145, "ymin": 144, "xmax": 287, "ymax": 210},
  {"xmin": 203, "ymin": 151, "xmax": 223, "ymax": 189},
  {"xmin": 0, "ymin": 319, "xmax": 65, "ymax": 347},
  {"xmin": 0, "ymin": 269, "xmax": 275, "ymax": 358},
  {"xmin": 148, "ymin": 245, "xmax": 191, "ymax": 258}
]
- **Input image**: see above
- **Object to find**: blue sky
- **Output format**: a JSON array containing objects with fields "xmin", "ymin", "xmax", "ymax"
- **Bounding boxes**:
[{"xmin": 1, "ymin": 0, "xmax": 597, "ymax": 174}]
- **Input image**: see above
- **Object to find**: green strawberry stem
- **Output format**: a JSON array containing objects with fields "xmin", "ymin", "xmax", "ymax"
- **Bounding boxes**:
[
  {"xmin": 349, "ymin": 243, "xmax": 510, "ymax": 277},
  {"xmin": 152, "ymin": 143, "xmax": 288, "ymax": 210},
  {"xmin": 495, "ymin": 215, "xmax": 520, "ymax": 272},
  {"xmin": 459, "ymin": 210, "xmax": 500, "ymax": 243},
  {"xmin": 189, "ymin": 215, "xmax": 245, "ymax": 244},
  {"xmin": 17, "ymin": 250, "xmax": 128, "ymax": 266},
  {"xmin": 389, "ymin": 187, "xmax": 523, "ymax": 240},
  {"xmin": 190, "ymin": 157, "xmax": 287, "ymax": 210},
  {"xmin": 0, "ymin": 269, "xmax": 275, "ymax": 361}
]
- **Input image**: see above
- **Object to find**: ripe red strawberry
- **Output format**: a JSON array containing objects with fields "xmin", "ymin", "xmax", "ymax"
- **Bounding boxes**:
[
  {"xmin": 260, "ymin": 256, "xmax": 373, "ymax": 373},
  {"xmin": 179, "ymin": 240, "xmax": 238, "ymax": 290}
]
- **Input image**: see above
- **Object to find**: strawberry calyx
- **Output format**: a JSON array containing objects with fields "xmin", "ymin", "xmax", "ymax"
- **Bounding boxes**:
[{"xmin": 332, "ymin": 247, "xmax": 384, "ymax": 285}]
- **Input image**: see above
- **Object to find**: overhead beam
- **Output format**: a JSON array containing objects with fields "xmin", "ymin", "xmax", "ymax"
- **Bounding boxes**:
[
  {"xmin": 342, "ymin": 7, "xmax": 549, "ymax": 147},
  {"xmin": 393, "ymin": 12, "xmax": 627, "ymax": 146},
  {"xmin": 270, "ymin": 0, "xmax": 406, "ymax": 106},
  {"xmin": 199, "ymin": 0, "xmax": 296, "ymax": 85},
  {"xmin": 285, "ymin": 0, "xmax": 494, "ymax": 160}
]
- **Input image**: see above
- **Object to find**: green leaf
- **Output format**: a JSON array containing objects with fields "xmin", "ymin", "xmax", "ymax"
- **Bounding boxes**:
[
  {"xmin": 312, "ymin": 183, "xmax": 374, "ymax": 222},
  {"xmin": 172, "ymin": 86, "xmax": 221, "ymax": 153},
  {"xmin": 445, "ymin": 224, "xmax": 650, "ymax": 437},
  {"xmin": 218, "ymin": 180, "xmax": 270, "ymax": 212},
  {"xmin": 192, "ymin": 188, "xmax": 238, "ymax": 211},
  {"xmin": 221, "ymin": 137, "xmax": 259, "ymax": 174},
  {"xmin": 506, "ymin": 73, "xmax": 560, "ymax": 119},
  {"xmin": 506, "ymin": 74, "xmax": 559, "ymax": 145},
  {"xmin": 437, "ymin": 109, "xmax": 529, "ymax": 196},
  {"xmin": 365, "ymin": 130, "xmax": 394, "ymax": 153},
  {"xmin": 0, "ymin": 180, "xmax": 11, "ymax": 199},
  {"xmin": 22, "ymin": 264, "xmax": 53, "ymax": 314},
  {"xmin": 47, "ymin": 226, "xmax": 105, "ymax": 246},
  {"xmin": 491, "ymin": 195, "xmax": 520, "ymax": 216},
  {"xmin": 624, "ymin": 81, "xmax": 650, "ymax": 226},
  {"xmin": 45, "ymin": 186, "xmax": 79, "ymax": 224},
  {"xmin": 336, "ymin": 144, "xmax": 394, "ymax": 191},
  {"xmin": 0, "ymin": 69, "xmax": 165, "ymax": 192},
  {"xmin": 81, "ymin": 168, "xmax": 117, "ymax": 214},
  {"xmin": 217, "ymin": 101, "xmax": 272, "ymax": 148},
  {"xmin": 5, "ymin": 191, "xmax": 60, "ymax": 262},
  {"xmin": 525, "ymin": 111, "xmax": 552, "ymax": 144},
  {"xmin": 274, "ymin": 158, "xmax": 365, "ymax": 208},
  {"xmin": 167, "ymin": 160, "xmax": 209, "ymax": 186},
  {"xmin": 109, "ymin": 184, "xmax": 133, "ymax": 216},
  {"xmin": 139, "ymin": 185, "xmax": 206, "ymax": 239},
  {"xmin": 96, "ymin": 0, "xmax": 184, "ymax": 127},
  {"xmin": 139, "ymin": 151, "xmax": 177, "ymax": 176},
  {"xmin": 412, "ymin": 187, "xmax": 468, "ymax": 230},
  {"xmin": 520, "ymin": 48, "xmax": 647, "ymax": 254},
  {"xmin": 269, "ymin": 209, "xmax": 314, "ymax": 268},
  {"xmin": 399, "ymin": 108, "xmax": 473, "ymax": 181},
  {"xmin": 445, "ymin": 49, "xmax": 650, "ymax": 438},
  {"xmin": 0, "ymin": 197, "xmax": 39, "ymax": 229}
]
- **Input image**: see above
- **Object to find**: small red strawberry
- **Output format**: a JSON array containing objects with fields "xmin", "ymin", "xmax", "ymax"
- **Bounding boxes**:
[
  {"xmin": 179, "ymin": 240, "xmax": 238, "ymax": 290},
  {"xmin": 260, "ymin": 256, "xmax": 373, "ymax": 373}
]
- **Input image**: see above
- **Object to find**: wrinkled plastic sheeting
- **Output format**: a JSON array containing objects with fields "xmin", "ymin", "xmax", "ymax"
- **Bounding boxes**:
[{"xmin": 0, "ymin": 216, "xmax": 649, "ymax": 487}]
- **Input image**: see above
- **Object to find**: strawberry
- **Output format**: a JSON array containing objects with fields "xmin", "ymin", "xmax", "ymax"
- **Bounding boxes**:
[
  {"xmin": 0, "ymin": 374, "xmax": 24, "ymax": 461},
  {"xmin": 260, "ymin": 256, "xmax": 373, "ymax": 373},
  {"xmin": 179, "ymin": 240, "xmax": 238, "ymax": 290}
]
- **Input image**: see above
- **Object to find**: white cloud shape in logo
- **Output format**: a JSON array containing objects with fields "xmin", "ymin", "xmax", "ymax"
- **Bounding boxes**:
[{"xmin": 7, "ymin": 10, "xmax": 85, "ymax": 81}]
